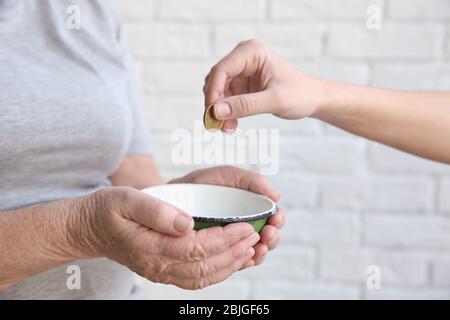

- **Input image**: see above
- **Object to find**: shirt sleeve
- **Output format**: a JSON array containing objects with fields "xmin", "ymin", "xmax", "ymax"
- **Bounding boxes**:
[{"xmin": 114, "ymin": 8, "xmax": 153, "ymax": 155}]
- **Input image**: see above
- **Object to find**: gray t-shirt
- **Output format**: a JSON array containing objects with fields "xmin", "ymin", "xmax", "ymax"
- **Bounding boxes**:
[{"xmin": 0, "ymin": 0, "xmax": 152, "ymax": 299}]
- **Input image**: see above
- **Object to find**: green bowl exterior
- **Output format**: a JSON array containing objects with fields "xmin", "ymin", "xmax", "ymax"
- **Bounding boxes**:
[{"xmin": 194, "ymin": 218, "xmax": 268, "ymax": 233}]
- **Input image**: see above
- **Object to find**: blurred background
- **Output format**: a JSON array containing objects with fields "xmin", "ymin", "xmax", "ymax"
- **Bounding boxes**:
[{"xmin": 114, "ymin": 0, "xmax": 450, "ymax": 299}]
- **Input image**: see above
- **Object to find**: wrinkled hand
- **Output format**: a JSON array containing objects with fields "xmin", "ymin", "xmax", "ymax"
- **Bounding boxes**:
[
  {"xmin": 71, "ymin": 187, "xmax": 260, "ymax": 290},
  {"xmin": 203, "ymin": 39, "xmax": 324, "ymax": 132},
  {"xmin": 170, "ymin": 166, "xmax": 285, "ymax": 267}
]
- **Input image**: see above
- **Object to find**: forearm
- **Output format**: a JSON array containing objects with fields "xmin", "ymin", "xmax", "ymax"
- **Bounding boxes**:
[
  {"xmin": 0, "ymin": 197, "xmax": 90, "ymax": 290},
  {"xmin": 109, "ymin": 155, "xmax": 165, "ymax": 188},
  {"xmin": 315, "ymin": 80, "xmax": 450, "ymax": 163}
]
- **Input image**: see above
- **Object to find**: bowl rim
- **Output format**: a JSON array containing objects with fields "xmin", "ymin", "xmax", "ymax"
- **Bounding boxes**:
[
  {"xmin": 192, "ymin": 205, "xmax": 278, "ymax": 223},
  {"xmin": 142, "ymin": 183, "xmax": 278, "ymax": 222}
]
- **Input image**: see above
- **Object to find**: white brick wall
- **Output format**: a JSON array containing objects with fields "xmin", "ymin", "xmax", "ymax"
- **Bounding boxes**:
[
  {"xmin": 433, "ymin": 256, "xmax": 450, "ymax": 287},
  {"xmin": 439, "ymin": 179, "xmax": 450, "ymax": 214},
  {"xmin": 159, "ymin": 0, "xmax": 267, "ymax": 21},
  {"xmin": 388, "ymin": 0, "xmax": 450, "ymax": 19},
  {"xmin": 214, "ymin": 24, "xmax": 325, "ymax": 58},
  {"xmin": 328, "ymin": 23, "xmax": 444, "ymax": 59},
  {"xmin": 126, "ymin": 23, "xmax": 209, "ymax": 59},
  {"xmin": 115, "ymin": 0, "xmax": 450, "ymax": 299},
  {"xmin": 271, "ymin": 0, "xmax": 384, "ymax": 20},
  {"xmin": 320, "ymin": 249, "xmax": 429, "ymax": 287},
  {"xmin": 365, "ymin": 215, "xmax": 450, "ymax": 249}
]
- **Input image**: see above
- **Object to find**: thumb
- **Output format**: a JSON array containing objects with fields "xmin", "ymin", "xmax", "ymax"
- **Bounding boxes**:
[
  {"xmin": 213, "ymin": 90, "xmax": 276, "ymax": 120},
  {"xmin": 130, "ymin": 194, "xmax": 194, "ymax": 237}
]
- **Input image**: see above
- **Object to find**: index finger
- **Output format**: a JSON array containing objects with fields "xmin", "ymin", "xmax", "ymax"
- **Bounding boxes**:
[
  {"xmin": 160, "ymin": 222, "xmax": 257, "ymax": 262},
  {"xmin": 267, "ymin": 208, "xmax": 285, "ymax": 229}
]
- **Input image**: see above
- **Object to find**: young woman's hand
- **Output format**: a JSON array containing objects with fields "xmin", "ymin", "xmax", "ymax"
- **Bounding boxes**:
[
  {"xmin": 203, "ymin": 39, "xmax": 324, "ymax": 132},
  {"xmin": 70, "ymin": 187, "xmax": 260, "ymax": 290},
  {"xmin": 170, "ymin": 165, "xmax": 285, "ymax": 267}
]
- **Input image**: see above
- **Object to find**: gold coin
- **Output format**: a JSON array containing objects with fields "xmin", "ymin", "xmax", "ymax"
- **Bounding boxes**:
[{"xmin": 203, "ymin": 104, "xmax": 224, "ymax": 131}]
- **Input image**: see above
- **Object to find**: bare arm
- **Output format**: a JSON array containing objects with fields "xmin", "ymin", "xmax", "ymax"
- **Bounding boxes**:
[
  {"xmin": 1, "ymin": 155, "xmax": 164, "ymax": 290},
  {"xmin": 0, "ymin": 198, "xmax": 88, "ymax": 290},
  {"xmin": 204, "ymin": 40, "xmax": 450, "ymax": 164},
  {"xmin": 317, "ymin": 84, "xmax": 450, "ymax": 164}
]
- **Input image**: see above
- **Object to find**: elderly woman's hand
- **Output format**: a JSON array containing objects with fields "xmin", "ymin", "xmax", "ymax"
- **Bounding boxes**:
[
  {"xmin": 72, "ymin": 187, "xmax": 259, "ymax": 290},
  {"xmin": 170, "ymin": 166, "xmax": 285, "ymax": 267}
]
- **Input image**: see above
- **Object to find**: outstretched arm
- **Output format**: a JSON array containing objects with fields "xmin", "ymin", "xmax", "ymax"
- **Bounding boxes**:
[
  {"xmin": 204, "ymin": 40, "xmax": 450, "ymax": 164},
  {"xmin": 317, "ymin": 83, "xmax": 450, "ymax": 164}
]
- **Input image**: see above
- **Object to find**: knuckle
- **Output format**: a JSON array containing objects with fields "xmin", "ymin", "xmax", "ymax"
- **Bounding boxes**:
[
  {"xmin": 244, "ymin": 173, "xmax": 266, "ymax": 193},
  {"xmin": 236, "ymin": 95, "xmax": 256, "ymax": 116},
  {"xmin": 180, "ymin": 279, "xmax": 204, "ymax": 291},
  {"xmin": 211, "ymin": 88, "xmax": 225, "ymax": 101},
  {"xmin": 148, "ymin": 201, "xmax": 165, "ymax": 225},
  {"xmin": 102, "ymin": 186, "xmax": 135, "ymax": 210},
  {"xmin": 198, "ymin": 225, "xmax": 225, "ymax": 241},
  {"xmin": 151, "ymin": 262, "xmax": 170, "ymax": 284},
  {"xmin": 219, "ymin": 165, "xmax": 235, "ymax": 173},
  {"xmin": 231, "ymin": 243, "xmax": 246, "ymax": 260},
  {"xmin": 246, "ymin": 38, "xmax": 264, "ymax": 49},
  {"xmin": 135, "ymin": 258, "xmax": 172, "ymax": 285},
  {"xmin": 194, "ymin": 278, "xmax": 209, "ymax": 290},
  {"xmin": 236, "ymin": 40, "xmax": 248, "ymax": 48},
  {"xmin": 210, "ymin": 64, "xmax": 221, "ymax": 75},
  {"xmin": 89, "ymin": 188, "xmax": 112, "ymax": 210},
  {"xmin": 187, "ymin": 241, "xmax": 208, "ymax": 261},
  {"xmin": 111, "ymin": 186, "xmax": 135, "ymax": 200},
  {"xmin": 153, "ymin": 274, "xmax": 170, "ymax": 285},
  {"xmin": 150, "ymin": 199, "xmax": 164, "ymax": 212},
  {"xmin": 88, "ymin": 186, "xmax": 135, "ymax": 221},
  {"xmin": 246, "ymin": 38, "xmax": 259, "ymax": 46},
  {"xmin": 192, "ymin": 261, "xmax": 211, "ymax": 278}
]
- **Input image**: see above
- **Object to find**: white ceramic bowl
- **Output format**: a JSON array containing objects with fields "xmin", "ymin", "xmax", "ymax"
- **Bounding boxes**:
[{"xmin": 142, "ymin": 183, "xmax": 277, "ymax": 232}]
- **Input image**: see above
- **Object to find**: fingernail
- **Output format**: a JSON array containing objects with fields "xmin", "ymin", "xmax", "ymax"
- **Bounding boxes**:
[
  {"xmin": 214, "ymin": 102, "xmax": 231, "ymax": 119},
  {"xmin": 174, "ymin": 212, "xmax": 194, "ymax": 233}
]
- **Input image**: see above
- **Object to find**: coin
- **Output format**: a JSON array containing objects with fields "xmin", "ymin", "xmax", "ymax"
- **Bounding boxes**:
[{"xmin": 203, "ymin": 104, "xmax": 224, "ymax": 131}]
